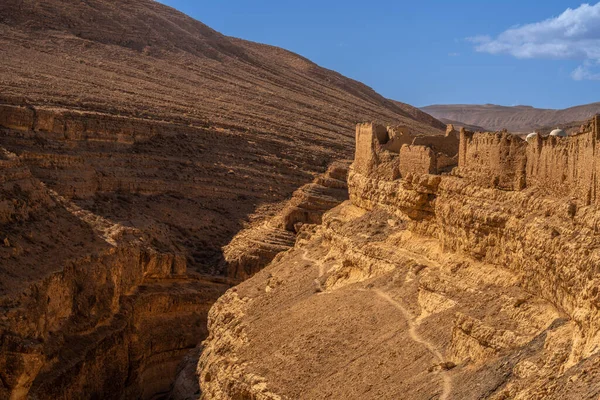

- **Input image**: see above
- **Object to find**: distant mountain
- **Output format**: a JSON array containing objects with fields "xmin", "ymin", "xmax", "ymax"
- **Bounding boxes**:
[
  {"xmin": 436, "ymin": 117, "xmax": 487, "ymax": 132},
  {"xmin": 421, "ymin": 103, "xmax": 600, "ymax": 132},
  {"xmin": 391, "ymin": 101, "xmax": 446, "ymax": 131}
]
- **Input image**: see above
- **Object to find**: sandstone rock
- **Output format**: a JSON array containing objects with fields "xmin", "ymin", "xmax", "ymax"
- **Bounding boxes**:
[
  {"xmin": 223, "ymin": 160, "xmax": 351, "ymax": 281},
  {"xmin": 199, "ymin": 117, "xmax": 600, "ymax": 399},
  {"xmin": 0, "ymin": 149, "xmax": 230, "ymax": 399}
]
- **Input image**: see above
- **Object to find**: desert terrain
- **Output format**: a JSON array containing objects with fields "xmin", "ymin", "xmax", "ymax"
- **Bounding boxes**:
[
  {"xmin": 0, "ymin": 0, "xmax": 444, "ymax": 398},
  {"xmin": 201, "ymin": 121, "xmax": 600, "ymax": 399},
  {"xmin": 422, "ymin": 103, "xmax": 600, "ymax": 132},
  {"xmin": 3, "ymin": 0, "xmax": 600, "ymax": 399}
]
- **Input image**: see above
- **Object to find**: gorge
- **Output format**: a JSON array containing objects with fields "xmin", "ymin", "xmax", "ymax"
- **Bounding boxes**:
[
  {"xmin": 3, "ymin": 1, "xmax": 600, "ymax": 399},
  {"xmin": 0, "ymin": 0, "xmax": 443, "ymax": 398},
  {"xmin": 199, "ymin": 119, "xmax": 600, "ymax": 399}
]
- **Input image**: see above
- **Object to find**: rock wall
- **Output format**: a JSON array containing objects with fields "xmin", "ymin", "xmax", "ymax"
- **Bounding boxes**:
[
  {"xmin": 0, "ymin": 104, "xmax": 182, "ymax": 143},
  {"xmin": 197, "ymin": 119, "xmax": 600, "ymax": 399},
  {"xmin": 0, "ymin": 148, "xmax": 229, "ymax": 400},
  {"xmin": 223, "ymin": 160, "xmax": 350, "ymax": 281}
]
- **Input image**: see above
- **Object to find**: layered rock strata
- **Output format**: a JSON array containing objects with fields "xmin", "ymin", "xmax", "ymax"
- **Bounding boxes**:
[
  {"xmin": 0, "ymin": 148, "xmax": 229, "ymax": 399},
  {"xmin": 199, "ymin": 119, "xmax": 600, "ymax": 399},
  {"xmin": 223, "ymin": 161, "xmax": 351, "ymax": 281},
  {"xmin": 0, "ymin": 1, "xmax": 448, "ymax": 397}
]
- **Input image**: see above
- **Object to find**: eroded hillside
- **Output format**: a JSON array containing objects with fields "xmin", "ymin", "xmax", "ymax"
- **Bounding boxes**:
[
  {"xmin": 0, "ymin": 0, "xmax": 446, "ymax": 398},
  {"xmin": 199, "ymin": 119, "xmax": 600, "ymax": 399}
]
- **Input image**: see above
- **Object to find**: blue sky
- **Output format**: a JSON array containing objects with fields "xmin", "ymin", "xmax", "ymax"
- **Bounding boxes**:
[{"xmin": 158, "ymin": 1, "xmax": 600, "ymax": 109}]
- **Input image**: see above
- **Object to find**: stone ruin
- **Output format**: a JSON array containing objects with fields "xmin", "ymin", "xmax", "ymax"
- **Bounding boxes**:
[
  {"xmin": 354, "ymin": 122, "xmax": 460, "ymax": 180},
  {"xmin": 356, "ymin": 115, "xmax": 600, "ymax": 205}
]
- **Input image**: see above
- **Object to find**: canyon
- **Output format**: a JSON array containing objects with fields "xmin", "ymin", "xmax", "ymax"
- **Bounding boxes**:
[
  {"xmin": 0, "ymin": 0, "xmax": 445, "ymax": 399},
  {"xmin": 200, "ymin": 118, "xmax": 600, "ymax": 399},
  {"xmin": 3, "ymin": 1, "xmax": 600, "ymax": 399}
]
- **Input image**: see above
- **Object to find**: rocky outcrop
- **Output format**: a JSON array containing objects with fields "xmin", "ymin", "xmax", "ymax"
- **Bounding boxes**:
[
  {"xmin": 0, "ymin": 1, "xmax": 446, "ymax": 398},
  {"xmin": 199, "ymin": 118, "xmax": 600, "ymax": 399},
  {"xmin": 223, "ymin": 161, "xmax": 350, "ymax": 281},
  {"xmin": 0, "ymin": 149, "xmax": 229, "ymax": 399}
]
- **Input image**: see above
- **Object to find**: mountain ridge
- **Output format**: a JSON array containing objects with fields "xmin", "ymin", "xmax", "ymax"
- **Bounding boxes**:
[{"xmin": 422, "ymin": 102, "xmax": 600, "ymax": 131}]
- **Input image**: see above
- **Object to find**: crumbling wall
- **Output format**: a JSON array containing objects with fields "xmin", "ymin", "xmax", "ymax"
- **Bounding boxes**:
[
  {"xmin": 526, "ymin": 132, "xmax": 595, "ymax": 202},
  {"xmin": 353, "ymin": 123, "xmax": 399, "ymax": 180},
  {"xmin": 455, "ymin": 115, "xmax": 600, "ymax": 202},
  {"xmin": 458, "ymin": 131, "xmax": 527, "ymax": 190},
  {"xmin": 399, "ymin": 145, "xmax": 437, "ymax": 176},
  {"xmin": 436, "ymin": 153, "xmax": 458, "ymax": 173},
  {"xmin": 354, "ymin": 122, "xmax": 388, "ymax": 175},
  {"xmin": 411, "ymin": 126, "xmax": 459, "ymax": 157},
  {"xmin": 354, "ymin": 123, "xmax": 459, "ymax": 181},
  {"xmin": 381, "ymin": 126, "xmax": 418, "ymax": 153},
  {"xmin": 526, "ymin": 117, "xmax": 600, "ymax": 205}
]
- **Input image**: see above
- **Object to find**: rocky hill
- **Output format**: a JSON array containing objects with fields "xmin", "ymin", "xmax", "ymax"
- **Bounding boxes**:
[
  {"xmin": 0, "ymin": 0, "xmax": 444, "ymax": 272},
  {"xmin": 422, "ymin": 103, "xmax": 600, "ymax": 132},
  {"xmin": 200, "ymin": 119, "xmax": 600, "ymax": 399},
  {"xmin": 0, "ymin": 0, "xmax": 445, "ymax": 399}
]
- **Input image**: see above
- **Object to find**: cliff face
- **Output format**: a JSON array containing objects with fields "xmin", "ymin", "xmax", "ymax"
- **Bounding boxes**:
[
  {"xmin": 0, "ymin": 147, "xmax": 229, "ymax": 399},
  {"xmin": 224, "ymin": 161, "xmax": 350, "ymax": 282},
  {"xmin": 199, "ymin": 121, "xmax": 600, "ymax": 399},
  {"xmin": 0, "ymin": 1, "xmax": 446, "ymax": 398},
  {"xmin": 0, "ymin": 0, "xmax": 444, "ymax": 275}
]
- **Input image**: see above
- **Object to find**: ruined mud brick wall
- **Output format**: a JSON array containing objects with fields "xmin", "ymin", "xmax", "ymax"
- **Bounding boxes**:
[
  {"xmin": 458, "ymin": 130, "xmax": 527, "ymax": 190},
  {"xmin": 436, "ymin": 153, "xmax": 458, "ymax": 172},
  {"xmin": 526, "ymin": 116, "xmax": 599, "ymax": 205},
  {"xmin": 411, "ymin": 128, "xmax": 459, "ymax": 157},
  {"xmin": 354, "ymin": 122, "xmax": 458, "ymax": 180},
  {"xmin": 354, "ymin": 122, "xmax": 389, "ymax": 175},
  {"xmin": 380, "ymin": 126, "xmax": 422, "ymax": 152},
  {"xmin": 457, "ymin": 115, "xmax": 600, "ymax": 205},
  {"xmin": 354, "ymin": 122, "xmax": 399, "ymax": 180},
  {"xmin": 399, "ymin": 145, "xmax": 437, "ymax": 176}
]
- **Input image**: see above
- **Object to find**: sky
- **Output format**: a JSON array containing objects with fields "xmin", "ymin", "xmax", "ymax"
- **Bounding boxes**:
[{"xmin": 157, "ymin": 0, "xmax": 600, "ymax": 110}]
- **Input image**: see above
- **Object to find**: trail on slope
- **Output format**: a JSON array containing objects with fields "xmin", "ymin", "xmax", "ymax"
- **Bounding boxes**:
[
  {"xmin": 374, "ymin": 289, "xmax": 452, "ymax": 400},
  {"xmin": 302, "ymin": 249, "xmax": 325, "ymax": 277},
  {"xmin": 302, "ymin": 248, "xmax": 325, "ymax": 291},
  {"xmin": 302, "ymin": 246, "xmax": 452, "ymax": 399}
]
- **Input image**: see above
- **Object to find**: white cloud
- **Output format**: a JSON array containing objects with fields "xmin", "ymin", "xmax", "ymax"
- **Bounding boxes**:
[
  {"xmin": 470, "ymin": 3, "xmax": 600, "ymax": 79},
  {"xmin": 572, "ymin": 63, "xmax": 600, "ymax": 80}
]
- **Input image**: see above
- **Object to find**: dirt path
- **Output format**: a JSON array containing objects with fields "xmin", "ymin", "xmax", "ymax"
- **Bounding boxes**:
[
  {"xmin": 301, "ymin": 248, "xmax": 326, "ymax": 292},
  {"xmin": 302, "ymin": 248, "xmax": 325, "ymax": 277},
  {"xmin": 302, "ymin": 246, "xmax": 452, "ymax": 399},
  {"xmin": 374, "ymin": 289, "xmax": 452, "ymax": 400}
]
